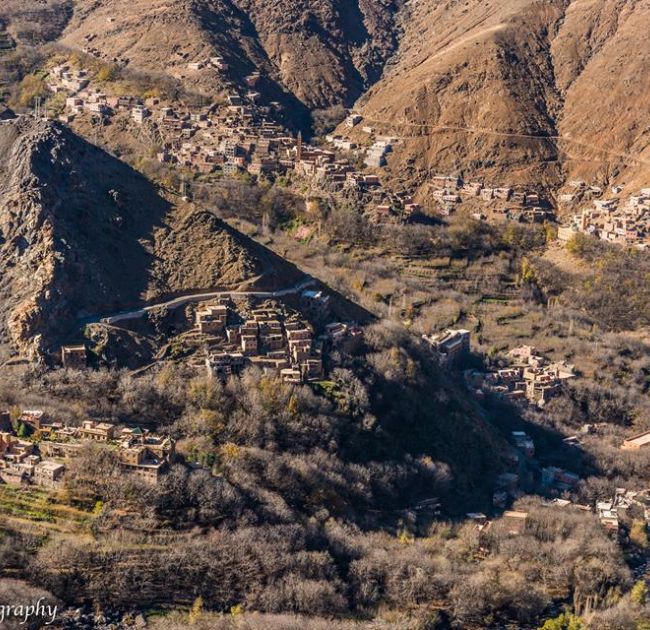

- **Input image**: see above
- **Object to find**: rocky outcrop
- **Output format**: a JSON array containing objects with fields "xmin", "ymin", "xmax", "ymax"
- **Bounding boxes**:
[{"xmin": 0, "ymin": 118, "xmax": 301, "ymax": 362}]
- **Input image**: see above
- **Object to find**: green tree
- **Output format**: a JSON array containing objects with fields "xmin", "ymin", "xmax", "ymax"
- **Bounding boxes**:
[
  {"xmin": 16, "ymin": 421, "xmax": 30, "ymax": 438},
  {"xmin": 539, "ymin": 612, "xmax": 585, "ymax": 630},
  {"xmin": 631, "ymin": 580, "xmax": 648, "ymax": 606}
]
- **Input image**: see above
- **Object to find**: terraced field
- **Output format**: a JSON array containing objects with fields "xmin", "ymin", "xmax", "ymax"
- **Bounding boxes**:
[{"xmin": 0, "ymin": 484, "xmax": 95, "ymax": 535}]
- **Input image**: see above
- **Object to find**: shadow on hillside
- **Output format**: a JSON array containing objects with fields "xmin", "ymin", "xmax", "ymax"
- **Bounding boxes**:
[
  {"xmin": 482, "ymin": 396, "xmax": 601, "ymax": 493},
  {"xmin": 197, "ymin": 0, "xmax": 314, "ymax": 135},
  {"xmin": 32, "ymin": 121, "xmax": 172, "ymax": 315},
  {"xmin": 0, "ymin": 118, "xmax": 174, "ymax": 359}
]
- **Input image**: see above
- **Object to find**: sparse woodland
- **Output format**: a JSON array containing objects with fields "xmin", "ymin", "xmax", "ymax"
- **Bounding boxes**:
[{"xmin": 0, "ymin": 318, "xmax": 648, "ymax": 628}]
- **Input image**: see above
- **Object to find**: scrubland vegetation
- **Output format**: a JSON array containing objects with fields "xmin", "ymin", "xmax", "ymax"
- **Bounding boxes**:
[{"xmin": 0, "ymin": 319, "xmax": 648, "ymax": 628}]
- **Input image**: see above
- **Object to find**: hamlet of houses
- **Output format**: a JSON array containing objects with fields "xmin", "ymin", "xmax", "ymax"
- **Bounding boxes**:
[
  {"xmin": 197, "ymin": 291, "xmax": 361, "ymax": 384},
  {"xmin": 470, "ymin": 487, "xmax": 650, "ymax": 541},
  {"xmin": 0, "ymin": 409, "xmax": 174, "ymax": 487},
  {"xmin": 423, "ymin": 174, "xmax": 555, "ymax": 223},
  {"xmin": 558, "ymin": 187, "xmax": 650, "ymax": 249},
  {"xmin": 463, "ymin": 345, "xmax": 576, "ymax": 407},
  {"xmin": 45, "ymin": 64, "xmax": 365, "ymax": 179},
  {"xmin": 49, "ymin": 60, "xmax": 650, "ymax": 244},
  {"xmin": 476, "ymin": 424, "xmax": 650, "ymax": 535}
]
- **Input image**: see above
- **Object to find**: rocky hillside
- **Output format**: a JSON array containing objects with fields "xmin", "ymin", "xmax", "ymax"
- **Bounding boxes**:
[
  {"xmin": 350, "ymin": 0, "xmax": 650, "ymax": 191},
  {"xmin": 0, "ymin": 117, "xmax": 301, "ymax": 362},
  {"xmin": 57, "ymin": 0, "xmax": 402, "ymax": 122}
]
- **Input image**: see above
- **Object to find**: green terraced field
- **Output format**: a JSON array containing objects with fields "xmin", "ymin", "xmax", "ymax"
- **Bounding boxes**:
[{"xmin": 0, "ymin": 484, "xmax": 95, "ymax": 533}]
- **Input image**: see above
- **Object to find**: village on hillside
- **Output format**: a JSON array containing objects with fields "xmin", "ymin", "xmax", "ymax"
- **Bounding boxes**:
[
  {"xmin": 44, "ymin": 59, "xmax": 644, "ymax": 234},
  {"xmin": 0, "ymin": 409, "xmax": 175, "ymax": 488},
  {"xmin": 59, "ymin": 285, "xmax": 365, "ymax": 383},
  {"xmin": 558, "ymin": 182, "xmax": 650, "ymax": 249},
  {"xmin": 43, "ymin": 60, "xmax": 650, "ymax": 245},
  {"xmin": 4, "ymin": 53, "xmax": 645, "ymax": 543},
  {"xmin": 421, "ymin": 329, "xmax": 650, "ymax": 536}
]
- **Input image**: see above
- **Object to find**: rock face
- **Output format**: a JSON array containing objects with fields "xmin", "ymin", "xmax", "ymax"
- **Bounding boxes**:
[
  {"xmin": 0, "ymin": 118, "xmax": 301, "ymax": 361},
  {"xmin": 231, "ymin": 0, "xmax": 403, "ymax": 108}
]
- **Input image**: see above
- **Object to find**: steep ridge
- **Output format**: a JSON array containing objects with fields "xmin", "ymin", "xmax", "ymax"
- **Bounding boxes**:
[
  {"xmin": 351, "ymin": 0, "xmax": 568, "ymax": 190},
  {"xmin": 0, "ymin": 117, "xmax": 301, "ymax": 361}
]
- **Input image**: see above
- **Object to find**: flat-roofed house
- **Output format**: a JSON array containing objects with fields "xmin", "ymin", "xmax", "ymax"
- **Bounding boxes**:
[
  {"xmin": 423, "ymin": 329, "xmax": 471, "ymax": 366},
  {"xmin": 118, "ymin": 446, "xmax": 168, "ymax": 483},
  {"xmin": 621, "ymin": 431, "xmax": 650, "ymax": 451},
  {"xmin": 79, "ymin": 421, "xmax": 116, "ymax": 442},
  {"xmin": 61, "ymin": 345, "xmax": 87, "ymax": 369},
  {"xmin": 19, "ymin": 409, "xmax": 49, "ymax": 430},
  {"xmin": 34, "ymin": 460, "xmax": 66, "ymax": 488},
  {"xmin": 196, "ymin": 304, "xmax": 229, "ymax": 334},
  {"xmin": 502, "ymin": 510, "xmax": 529, "ymax": 535}
]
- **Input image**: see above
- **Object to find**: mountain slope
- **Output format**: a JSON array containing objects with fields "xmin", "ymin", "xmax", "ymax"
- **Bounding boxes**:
[
  {"xmin": 351, "ymin": 0, "xmax": 650, "ymax": 190},
  {"xmin": 4, "ymin": 0, "xmax": 650, "ymax": 188},
  {"xmin": 0, "ymin": 117, "xmax": 301, "ymax": 361},
  {"xmin": 58, "ymin": 0, "xmax": 402, "ymax": 117},
  {"xmin": 51, "ymin": 0, "xmax": 650, "ymax": 187}
]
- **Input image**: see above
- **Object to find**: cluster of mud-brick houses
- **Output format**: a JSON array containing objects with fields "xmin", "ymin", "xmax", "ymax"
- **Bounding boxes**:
[
  {"xmin": 46, "ymin": 60, "xmax": 566, "ymax": 231},
  {"xmin": 48, "ymin": 60, "xmax": 650, "ymax": 247},
  {"xmin": 0, "ymin": 410, "xmax": 174, "ymax": 488},
  {"xmin": 470, "ymin": 425, "xmax": 650, "ymax": 536},
  {"xmin": 421, "ymin": 332, "xmax": 576, "ymax": 408},
  {"xmin": 199, "ymin": 291, "xmax": 360, "ymax": 384},
  {"xmin": 468, "ymin": 485, "xmax": 650, "ymax": 541},
  {"xmin": 558, "ymin": 186, "xmax": 650, "ymax": 249},
  {"xmin": 465, "ymin": 345, "xmax": 576, "ymax": 408},
  {"xmin": 425, "ymin": 175, "xmax": 555, "ymax": 223}
]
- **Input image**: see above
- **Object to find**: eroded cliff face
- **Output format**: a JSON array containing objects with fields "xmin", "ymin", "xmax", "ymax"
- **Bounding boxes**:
[
  {"xmin": 0, "ymin": 118, "xmax": 301, "ymax": 361},
  {"xmin": 230, "ymin": 0, "xmax": 403, "ymax": 108},
  {"xmin": 0, "ymin": 119, "xmax": 62, "ymax": 362}
]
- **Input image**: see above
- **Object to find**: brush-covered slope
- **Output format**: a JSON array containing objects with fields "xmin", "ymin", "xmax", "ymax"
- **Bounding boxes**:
[
  {"xmin": 0, "ymin": 117, "xmax": 301, "ymax": 361},
  {"xmin": 0, "ymin": 0, "xmax": 72, "ymax": 45}
]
